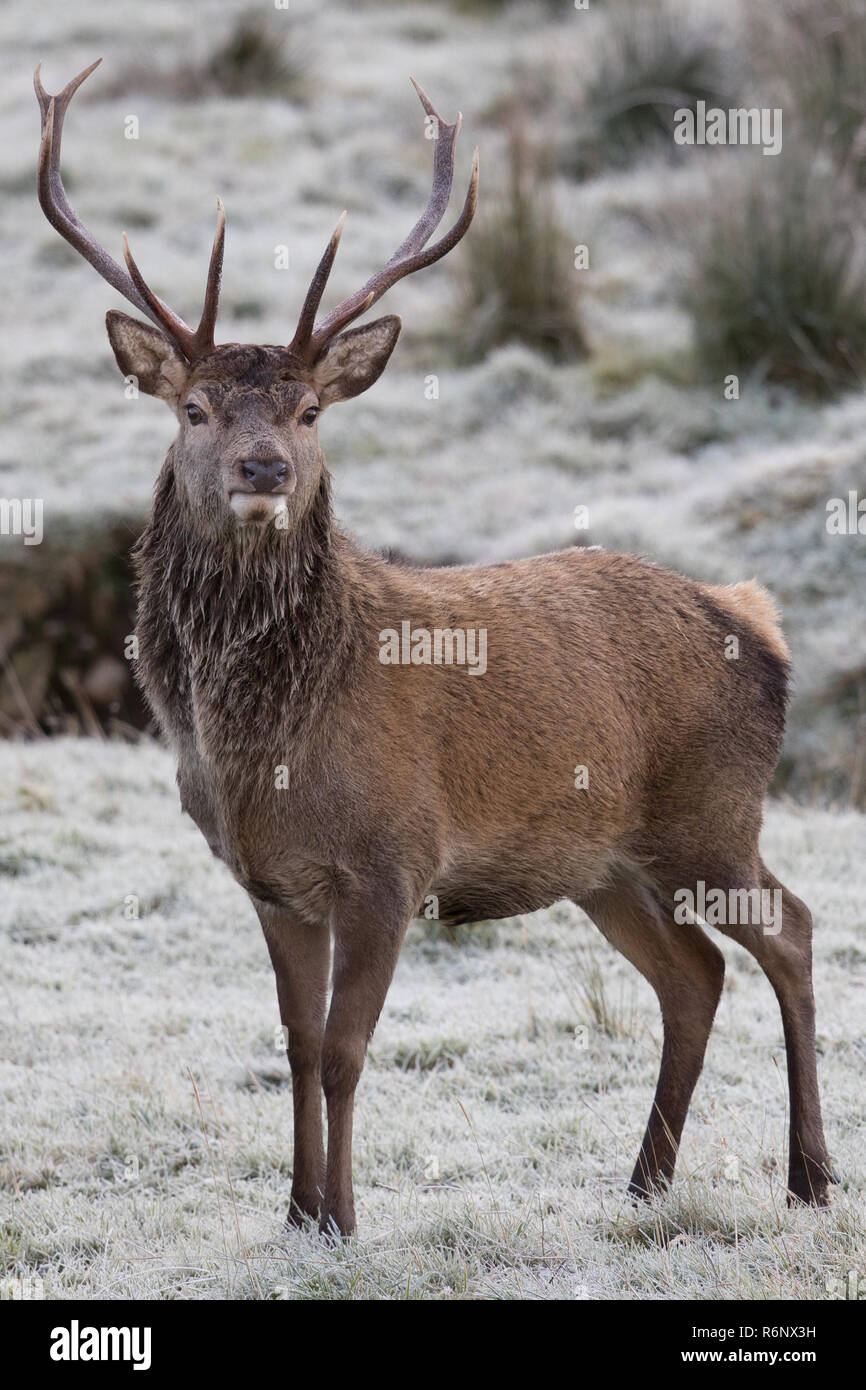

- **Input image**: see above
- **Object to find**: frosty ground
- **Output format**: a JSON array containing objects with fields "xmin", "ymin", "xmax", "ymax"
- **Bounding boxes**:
[
  {"xmin": 0, "ymin": 738, "xmax": 863, "ymax": 1299},
  {"xmin": 1, "ymin": 0, "xmax": 864, "ymax": 1300}
]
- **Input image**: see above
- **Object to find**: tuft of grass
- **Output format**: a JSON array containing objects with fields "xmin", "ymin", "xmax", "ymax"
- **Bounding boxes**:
[
  {"xmin": 749, "ymin": 0, "xmax": 866, "ymax": 187},
  {"xmin": 103, "ymin": 15, "xmax": 311, "ymax": 104},
  {"xmin": 0, "ymin": 847, "xmax": 52, "ymax": 877},
  {"xmin": 453, "ymin": 0, "xmax": 562, "ymax": 13},
  {"xmin": 384, "ymin": 1039, "xmax": 469, "ymax": 1072},
  {"xmin": 682, "ymin": 152, "xmax": 866, "ymax": 395},
  {"xmin": 409, "ymin": 916, "xmax": 502, "ymax": 949},
  {"xmin": 456, "ymin": 132, "xmax": 585, "ymax": 362},
  {"xmin": 205, "ymin": 16, "xmax": 307, "ymax": 98},
  {"xmin": 571, "ymin": 945, "xmax": 640, "ymax": 1040},
  {"xmin": 566, "ymin": 1, "xmax": 732, "ymax": 177}
]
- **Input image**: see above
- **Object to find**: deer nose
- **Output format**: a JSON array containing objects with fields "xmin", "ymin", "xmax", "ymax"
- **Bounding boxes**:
[{"xmin": 241, "ymin": 458, "xmax": 288, "ymax": 492}]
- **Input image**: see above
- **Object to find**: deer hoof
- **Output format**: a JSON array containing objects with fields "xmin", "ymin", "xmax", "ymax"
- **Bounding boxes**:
[
  {"xmin": 786, "ymin": 1158, "xmax": 835, "ymax": 1207},
  {"xmin": 319, "ymin": 1211, "xmax": 356, "ymax": 1242},
  {"xmin": 285, "ymin": 1193, "xmax": 320, "ymax": 1229}
]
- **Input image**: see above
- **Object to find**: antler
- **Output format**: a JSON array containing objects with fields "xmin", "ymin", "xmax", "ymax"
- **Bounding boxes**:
[
  {"xmin": 289, "ymin": 78, "xmax": 479, "ymax": 363},
  {"xmin": 34, "ymin": 58, "xmax": 225, "ymax": 362}
]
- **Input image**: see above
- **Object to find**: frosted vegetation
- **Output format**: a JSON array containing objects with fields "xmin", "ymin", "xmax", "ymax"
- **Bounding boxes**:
[
  {"xmin": 1, "ymin": 741, "xmax": 864, "ymax": 1298},
  {"xmin": 0, "ymin": 0, "xmax": 864, "ymax": 1298}
]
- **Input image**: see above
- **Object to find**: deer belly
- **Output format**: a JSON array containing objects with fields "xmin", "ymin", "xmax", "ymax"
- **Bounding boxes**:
[{"xmin": 430, "ymin": 846, "xmax": 610, "ymax": 927}]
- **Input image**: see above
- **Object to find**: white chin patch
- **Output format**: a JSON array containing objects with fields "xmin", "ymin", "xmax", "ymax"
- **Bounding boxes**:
[{"xmin": 229, "ymin": 494, "xmax": 289, "ymax": 526}]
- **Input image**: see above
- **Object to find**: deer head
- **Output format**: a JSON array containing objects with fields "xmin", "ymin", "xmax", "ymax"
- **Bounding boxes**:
[{"xmin": 35, "ymin": 60, "xmax": 478, "ymax": 539}]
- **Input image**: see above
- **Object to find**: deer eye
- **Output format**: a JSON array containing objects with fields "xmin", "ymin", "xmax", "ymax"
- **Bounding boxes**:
[
  {"xmin": 185, "ymin": 403, "xmax": 206, "ymax": 425},
  {"xmin": 301, "ymin": 406, "xmax": 319, "ymax": 427}
]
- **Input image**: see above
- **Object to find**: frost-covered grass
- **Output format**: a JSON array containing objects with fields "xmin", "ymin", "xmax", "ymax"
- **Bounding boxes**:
[{"xmin": 0, "ymin": 738, "xmax": 864, "ymax": 1300}]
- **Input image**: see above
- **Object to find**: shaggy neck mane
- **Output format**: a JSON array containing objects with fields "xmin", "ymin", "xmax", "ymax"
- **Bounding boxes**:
[{"xmin": 134, "ymin": 456, "xmax": 362, "ymax": 751}]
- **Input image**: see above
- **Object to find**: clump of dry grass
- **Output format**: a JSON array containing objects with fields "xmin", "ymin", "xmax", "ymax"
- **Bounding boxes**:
[
  {"xmin": 571, "ymin": 945, "xmax": 641, "ymax": 1041},
  {"xmin": 681, "ymin": 151, "xmax": 866, "ymax": 395},
  {"xmin": 452, "ymin": 0, "xmax": 562, "ymax": 14},
  {"xmin": 565, "ymin": 0, "xmax": 733, "ymax": 177},
  {"xmin": 205, "ymin": 16, "xmax": 308, "ymax": 98},
  {"xmin": 748, "ymin": 0, "xmax": 866, "ymax": 187},
  {"xmin": 101, "ymin": 14, "xmax": 311, "ymax": 103},
  {"xmin": 456, "ymin": 132, "xmax": 585, "ymax": 362}
]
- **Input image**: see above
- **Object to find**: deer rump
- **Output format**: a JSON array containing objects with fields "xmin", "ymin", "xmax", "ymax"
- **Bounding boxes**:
[{"xmin": 391, "ymin": 553, "xmax": 789, "ymax": 930}]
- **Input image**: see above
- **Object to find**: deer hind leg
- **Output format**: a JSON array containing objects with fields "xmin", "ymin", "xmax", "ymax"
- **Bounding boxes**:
[
  {"xmin": 259, "ymin": 909, "xmax": 330, "ymax": 1225},
  {"xmin": 708, "ymin": 862, "xmax": 833, "ymax": 1206},
  {"xmin": 580, "ymin": 879, "xmax": 726, "ymax": 1198}
]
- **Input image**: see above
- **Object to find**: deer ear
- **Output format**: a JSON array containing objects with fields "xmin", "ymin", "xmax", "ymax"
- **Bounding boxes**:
[
  {"xmin": 105, "ymin": 310, "xmax": 189, "ymax": 404},
  {"xmin": 308, "ymin": 315, "xmax": 401, "ymax": 408}
]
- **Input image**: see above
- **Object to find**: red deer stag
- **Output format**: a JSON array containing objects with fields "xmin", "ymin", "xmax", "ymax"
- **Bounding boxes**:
[{"xmin": 35, "ymin": 60, "xmax": 833, "ymax": 1236}]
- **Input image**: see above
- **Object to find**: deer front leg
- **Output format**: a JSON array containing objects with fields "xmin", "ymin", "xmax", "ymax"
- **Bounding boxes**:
[
  {"xmin": 320, "ymin": 897, "xmax": 411, "ymax": 1238},
  {"xmin": 259, "ymin": 909, "xmax": 330, "ymax": 1225}
]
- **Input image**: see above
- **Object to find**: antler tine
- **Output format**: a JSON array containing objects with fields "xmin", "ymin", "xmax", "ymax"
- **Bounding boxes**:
[
  {"xmin": 35, "ymin": 61, "xmax": 225, "ymax": 362},
  {"xmin": 288, "ymin": 210, "xmax": 347, "ymax": 357},
  {"xmin": 122, "ymin": 198, "xmax": 226, "ymax": 361},
  {"xmin": 392, "ymin": 78, "xmax": 463, "ymax": 258},
  {"xmin": 309, "ymin": 148, "xmax": 479, "ymax": 357},
  {"xmin": 291, "ymin": 79, "xmax": 479, "ymax": 363},
  {"xmin": 194, "ymin": 196, "xmax": 226, "ymax": 352}
]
